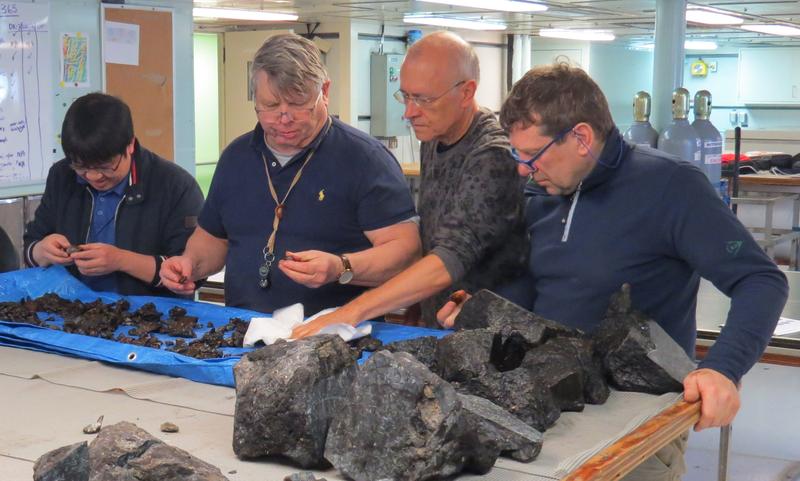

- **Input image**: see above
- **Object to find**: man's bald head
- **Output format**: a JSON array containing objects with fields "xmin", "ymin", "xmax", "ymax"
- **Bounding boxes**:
[{"xmin": 406, "ymin": 31, "xmax": 480, "ymax": 85}]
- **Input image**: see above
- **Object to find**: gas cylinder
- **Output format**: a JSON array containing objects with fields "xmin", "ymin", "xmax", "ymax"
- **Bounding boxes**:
[
  {"xmin": 623, "ymin": 91, "xmax": 658, "ymax": 148},
  {"xmin": 658, "ymin": 88, "xmax": 703, "ymax": 171},
  {"xmin": 692, "ymin": 90, "xmax": 722, "ymax": 187}
]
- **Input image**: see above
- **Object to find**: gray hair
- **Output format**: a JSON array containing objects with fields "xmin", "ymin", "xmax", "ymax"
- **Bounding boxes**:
[{"xmin": 250, "ymin": 33, "xmax": 328, "ymax": 101}]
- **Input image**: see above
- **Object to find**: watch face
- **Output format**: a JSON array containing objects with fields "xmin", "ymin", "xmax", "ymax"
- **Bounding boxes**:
[{"xmin": 338, "ymin": 270, "xmax": 354, "ymax": 285}]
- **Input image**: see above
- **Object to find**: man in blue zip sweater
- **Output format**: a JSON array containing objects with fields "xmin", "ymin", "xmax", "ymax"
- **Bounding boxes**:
[
  {"xmin": 24, "ymin": 93, "xmax": 204, "ymax": 297},
  {"xmin": 440, "ymin": 64, "xmax": 788, "ymax": 480}
]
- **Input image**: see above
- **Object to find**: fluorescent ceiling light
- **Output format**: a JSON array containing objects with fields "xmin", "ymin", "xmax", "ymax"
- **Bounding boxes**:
[
  {"xmin": 403, "ymin": 15, "xmax": 507, "ymax": 30},
  {"xmin": 684, "ymin": 40, "xmax": 718, "ymax": 50},
  {"xmin": 741, "ymin": 24, "xmax": 800, "ymax": 36},
  {"xmin": 423, "ymin": 0, "xmax": 546, "ymax": 13},
  {"xmin": 635, "ymin": 40, "xmax": 718, "ymax": 50},
  {"xmin": 193, "ymin": 7, "xmax": 298, "ymax": 22},
  {"xmin": 539, "ymin": 29, "xmax": 615, "ymax": 41},
  {"xmin": 685, "ymin": 7, "xmax": 743, "ymax": 26}
]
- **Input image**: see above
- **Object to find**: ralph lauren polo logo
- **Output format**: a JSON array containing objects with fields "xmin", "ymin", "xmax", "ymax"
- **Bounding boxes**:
[{"xmin": 318, "ymin": 189, "xmax": 325, "ymax": 202}]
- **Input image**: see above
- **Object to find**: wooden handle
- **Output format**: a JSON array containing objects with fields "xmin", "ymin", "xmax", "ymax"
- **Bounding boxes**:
[{"xmin": 561, "ymin": 399, "xmax": 701, "ymax": 481}]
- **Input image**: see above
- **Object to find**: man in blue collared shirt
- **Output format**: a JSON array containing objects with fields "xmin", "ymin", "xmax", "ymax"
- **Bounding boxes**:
[{"xmin": 25, "ymin": 93, "xmax": 204, "ymax": 296}]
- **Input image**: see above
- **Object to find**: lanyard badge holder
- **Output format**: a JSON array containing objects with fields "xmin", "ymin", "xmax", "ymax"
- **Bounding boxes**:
[{"xmin": 258, "ymin": 118, "xmax": 331, "ymax": 290}]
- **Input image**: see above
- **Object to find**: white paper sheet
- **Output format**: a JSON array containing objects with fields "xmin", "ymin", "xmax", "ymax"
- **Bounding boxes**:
[{"xmin": 103, "ymin": 21, "xmax": 139, "ymax": 66}]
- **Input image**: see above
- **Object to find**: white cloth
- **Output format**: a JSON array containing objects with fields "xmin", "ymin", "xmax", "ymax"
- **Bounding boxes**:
[{"xmin": 243, "ymin": 303, "xmax": 372, "ymax": 347}]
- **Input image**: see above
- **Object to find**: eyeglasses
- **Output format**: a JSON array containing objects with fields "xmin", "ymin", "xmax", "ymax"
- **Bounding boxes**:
[
  {"xmin": 69, "ymin": 154, "xmax": 125, "ymax": 176},
  {"xmin": 393, "ymin": 80, "xmax": 466, "ymax": 108},
  {"xmin": 515, "ymin": 126, "xmax": 575, "ymax": 171},
  {"xmin": 255, "ymin": 91, "xmax": 321, "ymax": 122}
]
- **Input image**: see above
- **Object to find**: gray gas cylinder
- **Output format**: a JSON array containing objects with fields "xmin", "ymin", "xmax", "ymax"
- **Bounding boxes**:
[
  {"xmin": 623, "ymin": 91, "xmax": 659, "ymax": 148},
  {"xmin": 692, "ymin": 90, "xmax": 722, "ymax": 187},
  {"xmin": 658, "ymin": 88, "xmax": 702, "ymax": 170}
]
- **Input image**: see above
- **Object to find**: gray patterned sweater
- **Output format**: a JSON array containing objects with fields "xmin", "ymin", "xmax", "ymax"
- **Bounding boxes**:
[{"xmin": 418, "ymin": 107, "xmax": 528, "ymax": 326}]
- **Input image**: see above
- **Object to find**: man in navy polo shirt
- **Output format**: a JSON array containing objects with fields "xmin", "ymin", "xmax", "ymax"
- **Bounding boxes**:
[
  {"xmin": 24, "ymin": 93, "xmax": 204, "ymax": 296},
  {"xmin": 161, "ymin": 33, "xmax": 420, "ymax": 315}
]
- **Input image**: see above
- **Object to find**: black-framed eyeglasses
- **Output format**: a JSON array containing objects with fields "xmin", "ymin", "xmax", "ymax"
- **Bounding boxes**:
[
  {"xmin": 255, "ymin": 91, "xmax": 322, "ymax": 122},
  {"xmin": 69, "ymin": 154, "xmax": 125, "ymax": 176},
  {"xmin": 515, "ymin": 126, "xmax": 575, "ymax": 171},
  {"xmin": 393, "ymin": 80, "xmax": 466, "ymax": 108}
]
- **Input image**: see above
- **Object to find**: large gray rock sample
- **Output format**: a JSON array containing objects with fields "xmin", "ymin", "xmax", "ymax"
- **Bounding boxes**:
[
  {"xmin": 456, "ymin": 368, "xmax": 561, "ymax": 432},
  {"xmin": 325, "ymin": 351, "xmax": 541, "ymax": 481},
  {"xmin": 458, "ymin": 394, "xmax": 543, "ymax": 464},
  {"xmin": 522, "ymin": 340, "xmax": 586, "ymax": 412},
  {"xmin": 455, "ymin": 289, "xmax": 580, "ymax": 340},
  {"xmin": 89, "ymin": 421, "xmax": 228, "ymax": 480},
  {"xmin": 233, "ymin": 335, "xmax": 356, "ymax": 468},
  {"xmin": 435, "ymin": 329, "xmax": 561, "ymax": 431},
  {"xmin": 33, "ymin": 442, "xmax": 89, "ymax": 481},
  {"xmin": 593, "ymin": 284, "xmax": 697, "ymax": 394}
]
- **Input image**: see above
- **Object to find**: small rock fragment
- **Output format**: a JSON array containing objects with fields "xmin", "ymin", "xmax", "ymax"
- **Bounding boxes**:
[
  {"xmin": 82, "ymin": 415, "xmax": 103, "ymax": 435},
  {"xmin": 160, "ymin": 422, "xmax": 179, "ymax": 433}
]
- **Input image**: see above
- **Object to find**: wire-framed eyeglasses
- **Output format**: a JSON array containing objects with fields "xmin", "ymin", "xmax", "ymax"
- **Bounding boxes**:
[
  {"xmin": 69, "ymin": 154, "xmax": 125, "ymax": 176},
  {"xmin": 515, "ymin": 126, "xmax": 575, "ymax": 171},
  {"xmin": 393, "ymin": 80, "xmax": 466, "ymax": 108},
  {"xmin": 255, "ymin": 91, "xmax": 322, "ymax": 122}
]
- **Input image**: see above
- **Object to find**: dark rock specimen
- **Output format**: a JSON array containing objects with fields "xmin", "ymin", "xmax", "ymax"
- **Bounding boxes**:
[
  {"xmin": 435, "ymin": 329, "xmax": 495, "ymax": 382},
  {"xmin": 435, "ymin": 328, "xmax": 561, "ymax": 431},
  {"xmin": 33, "ymin": 441, "xmax": 89, "ymax": 481},
  {"xmin": 0, "ymin": 299, "xmax": 44, "ymax": 325},
  {"xmin": 163, "ymin": 307, "xmax": 199, "ymax": 338},
  {"xmin": 384, "ymin": 336, "xmax": 439, "ymax": 370},
  {"xmin": 62, "ymin": 300, "xmax": 128, "ymax": 339},
  {"xmin": 326, "ymin": 351, "xmax": 542, "ymax": 481},
  {"xmin": 325, "ymin": 350, "xmax": 469, "ymax": 481},
  {"xmin": 455, "ymin": 289, "xmax": 580, "ymax": 340},
  {"xmin": 522, "ymin": 339, "xmax": 586, "ymax": 412},
  {"xmin": 88, "ymin": 421, "xmax": 228, "ymax": 480},
  {"xmin": 560, "ymin": 337, "xmax": 610, "ymax": 405},
  {"xmin": 593, "ymin": 284, "xmax": 696, "ymax": 394},
  {"xmin": 459, "ymin": 394, "xmax": 542, "ymax": 464},
  {"xmin": 233, "ymin": 335, "xmax": 356, "ymax": 468},
  {"xmin": 34, "ymin": 422, "xmax": 227, "ymax": 481},
  {"xmin": 456, "ymin": 368, "xmax": 560, "ymax": 432}
]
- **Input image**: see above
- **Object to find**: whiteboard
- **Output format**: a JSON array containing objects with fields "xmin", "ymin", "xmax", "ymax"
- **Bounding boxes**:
[{"xmin": 0, "ymin": 1, "xmax": 54, "ymax": 186}]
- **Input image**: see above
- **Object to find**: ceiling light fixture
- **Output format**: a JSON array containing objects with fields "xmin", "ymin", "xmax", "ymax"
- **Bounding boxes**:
[
  {"xmin": 539, "ymin": 29, "xmax": 615, "ymax": 41},
  {"xmin": 740, "ymin": 24, "xmax": 800, "ymax": 36},
  {"xmin": 634, "ymin": 40, "xmax": 718, "ymax": 50},
  {"xmin": 403, "ymin": 15, "xmax": 507, "ymax": 30},
  {"xmin": 192, "ymin": 7, "xmax": 298, "ymax": 22},
  {"xmin": 685, "ymin": 7, "xmax": 743, "ymax": 26},
  {"xmin": 684, "ymin": 40, "xmax": 718, "ymax": 50},
  {"xmin": 423, "ymin": 0, "xmax": 547, "ymax": 13}
]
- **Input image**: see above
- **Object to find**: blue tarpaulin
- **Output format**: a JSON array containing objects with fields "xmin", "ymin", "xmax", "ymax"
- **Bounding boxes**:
[{"xmin": 0, "ymin": 266, "xmax": 450, "ymax": 387}]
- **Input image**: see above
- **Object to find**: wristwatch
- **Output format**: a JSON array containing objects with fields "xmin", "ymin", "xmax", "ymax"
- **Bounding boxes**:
[{"xmin": 337, "ymin": 254, "xmax": 354, "ymax": 285}]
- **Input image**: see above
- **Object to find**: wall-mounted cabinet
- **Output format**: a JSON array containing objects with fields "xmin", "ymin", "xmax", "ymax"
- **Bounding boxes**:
[{"xmin": 738, "ymin": 47, "xmax": 800, "ymax": 105}]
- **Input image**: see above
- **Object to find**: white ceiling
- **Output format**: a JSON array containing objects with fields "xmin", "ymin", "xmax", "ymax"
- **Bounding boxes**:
[{"xmin": 193, "ymin": 0, "xmax": 800, "ymax": 47}]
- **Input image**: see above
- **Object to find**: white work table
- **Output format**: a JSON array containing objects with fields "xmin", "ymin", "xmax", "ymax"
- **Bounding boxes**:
[{"xmin": 0, "ymin": 346, "xmax": 683, "ymax": 481}]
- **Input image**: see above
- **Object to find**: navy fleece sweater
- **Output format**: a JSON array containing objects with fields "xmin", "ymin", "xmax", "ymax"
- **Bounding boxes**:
[{"xmin": 501, "ymin": 129, "xmax": 788, "ymax": 384}]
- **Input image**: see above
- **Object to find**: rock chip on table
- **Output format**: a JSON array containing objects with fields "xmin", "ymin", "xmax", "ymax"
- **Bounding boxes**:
[
  {"xmin": 232, "ymin": 335, "xmax": 356, "ymax": 468},
  {"xmin": 458, "ymin": 394, "xmax": 543, "ymax": 464},
  {"xmin": 593, "ymin": 284, "xmax": 696, "ymax": 394},
  {"xmin": 383, "ymin": 336, "xmax": 439, "ymax": 370},
  {"xmin": 68, "ymin": 421, "xmax": 228, "ymax": 480},
  {"xmin": 325, "ymin": 351, "xmax": 485, "ymax": 481},
  {"xmin": 33, "ymin": 441, "xmax": 89, "ymax": 481}
]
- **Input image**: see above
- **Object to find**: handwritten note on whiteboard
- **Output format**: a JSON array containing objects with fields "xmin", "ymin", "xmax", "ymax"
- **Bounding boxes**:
[{"xmin": 0, "ymin": 2, "xmax": 55, "ymax": 186}]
